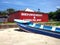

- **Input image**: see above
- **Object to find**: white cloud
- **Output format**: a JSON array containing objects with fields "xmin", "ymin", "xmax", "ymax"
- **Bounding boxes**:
[
  {"xmin": 1, "ymin": 1, "xmax": 26, "ymax": 6},
  {"xmin": 1, "ymin": 1, "xmax": 10, "ymax": 3},
  {"xmin": 56, "ymin": 6, "xmax": 60, "ymax": 8},
  {"xmin": 13, "ymin": 1, "xmax": 25, "ymax": 5}
]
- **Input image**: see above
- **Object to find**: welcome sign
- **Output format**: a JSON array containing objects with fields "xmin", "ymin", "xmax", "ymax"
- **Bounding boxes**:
[{"xmin": 20, "ymin": 13, "xmax": 43, "ymax": 22}]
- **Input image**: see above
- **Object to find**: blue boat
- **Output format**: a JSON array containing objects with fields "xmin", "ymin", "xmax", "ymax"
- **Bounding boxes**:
[{"xmin": 14, "ymin": 19, "xmax": 60, "ymax": 39}]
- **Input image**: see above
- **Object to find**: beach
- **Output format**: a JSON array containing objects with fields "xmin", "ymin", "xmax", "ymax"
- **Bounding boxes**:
[{"xmin": 0, "ymin": 28, "xmax": 60, "ymax": 45}]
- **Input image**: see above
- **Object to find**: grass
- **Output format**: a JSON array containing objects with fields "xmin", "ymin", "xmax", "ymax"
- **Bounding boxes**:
[
  {"xmin": 37, "ymin": 22, "xmax": 60, "ymax": 26},
  {"xmin": 46, "ymin": 21, "xmax": 60, "ymax": 26},
  {"xmin": 0, "ymin": 22, "xmax": 15, "ymax": 25},
  {"xmin": 0, "ymin": 22, "xmax": 60, "ymax": 26}
]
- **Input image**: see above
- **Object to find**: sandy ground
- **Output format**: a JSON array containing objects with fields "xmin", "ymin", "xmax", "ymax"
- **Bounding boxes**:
[{"xmin": 0, "ymin": 28, "xmax": 60, "ymax": 45}]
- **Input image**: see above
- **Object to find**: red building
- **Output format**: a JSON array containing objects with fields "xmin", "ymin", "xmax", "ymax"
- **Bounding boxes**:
[{"xmin": 8, "ymin": 10, "xmax": 48, "ymax": 22}]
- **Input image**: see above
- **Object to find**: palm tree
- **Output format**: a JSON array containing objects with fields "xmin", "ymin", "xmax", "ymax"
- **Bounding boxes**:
[
  {"xmin": 6, "ymin": 8, "xmax": 15, "ymax": 14},
  {"xmin": 0, "ymin": 11, "xmax": 7, "ymax": 16}
]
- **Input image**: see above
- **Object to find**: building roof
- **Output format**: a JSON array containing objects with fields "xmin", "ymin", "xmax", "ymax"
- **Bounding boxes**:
[
  {"xmin": 0, "ymin": 16, "xmax": 8, "ymax": 18},
  {"xmin": 24, "ymin": 8, "xmax": 34, "ymax": 12},
  {"xmin": 9, "ymin": 8, "xmax": 48, "ymax": 15}
]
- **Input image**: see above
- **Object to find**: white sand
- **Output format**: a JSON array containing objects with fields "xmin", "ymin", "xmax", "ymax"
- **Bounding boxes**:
[{"xmin": 0, "ymin": 28, "xmax": 60, "ymax": 45}]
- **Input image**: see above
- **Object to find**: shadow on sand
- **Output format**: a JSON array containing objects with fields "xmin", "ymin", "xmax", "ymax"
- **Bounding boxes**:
[{"xmin": 14, "ymin": 29, "xmax": 29, "ymax": 33}]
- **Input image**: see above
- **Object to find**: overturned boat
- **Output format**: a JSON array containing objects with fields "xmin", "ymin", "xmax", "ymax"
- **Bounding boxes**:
[{"xmin": 14, "ymin": 19, "xmax": 60, "ymax": 39}]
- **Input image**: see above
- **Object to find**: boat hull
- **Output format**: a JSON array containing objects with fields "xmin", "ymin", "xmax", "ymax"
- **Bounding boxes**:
[
  {"xmin": 14, "ymin": 19, "xmax": 60, "ymax": 33},
  {"xmin": 17, "ymin": 23, "xmax": 60, "ymax": 39}
]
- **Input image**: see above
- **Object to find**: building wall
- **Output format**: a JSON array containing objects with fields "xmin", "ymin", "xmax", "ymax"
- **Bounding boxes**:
[
  {"xmin": 8, "ymin": 11, "xmax": 48, "ymax": 22},
  {"xmin": 8, "ymin": 11, "xmax": 20, "ymax": 22},
  {"xmin": 0, "ymin": 18, "xmax": 7, "ymax": 22},
  {"xmin": 0, "ymin": 18, "xmax": 5, "ymax": 22},
  {"xmin": 19, "ymin": 11, "xmax": 48, "ymax": 22}
]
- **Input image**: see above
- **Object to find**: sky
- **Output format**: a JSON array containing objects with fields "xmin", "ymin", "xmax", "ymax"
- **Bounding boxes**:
[{"xmin": 0, "ymin": 0, "xmax": 60, "ymax": 13}]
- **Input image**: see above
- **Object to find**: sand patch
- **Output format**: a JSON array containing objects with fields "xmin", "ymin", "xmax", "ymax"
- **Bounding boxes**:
[{"xmin": 0, "ymin": 28, "xmax": 60, "ymax": 45}]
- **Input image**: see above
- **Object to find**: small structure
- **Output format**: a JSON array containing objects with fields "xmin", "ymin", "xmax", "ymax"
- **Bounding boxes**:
[
  {"xmin": 0, "ymin": 16, "xmax": 8, "ymax": 23},
  {"xmin": 8, "ymin": 8, "xmax": 48, "ymax": 22}
]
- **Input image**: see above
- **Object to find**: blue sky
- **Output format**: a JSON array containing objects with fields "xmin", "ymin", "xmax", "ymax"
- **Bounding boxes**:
[{"xmin": 0, "ymin": 0, "xmax": 60, "ymax": 13}]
